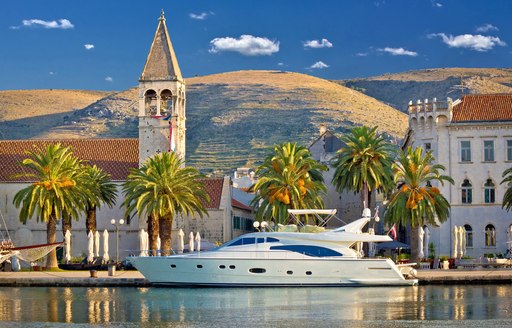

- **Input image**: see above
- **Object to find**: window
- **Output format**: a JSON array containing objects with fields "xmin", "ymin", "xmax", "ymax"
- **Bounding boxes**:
[
  {"xmin": 464, "ymin": 224, "xmax": 473, "ymax": 248},
  {"xmin": 485, "ymin": 224, "xmax": 496, "ymax": 247},
  {"xmin": 484, "ymin": 179, "xmax": 496, "ymax": 203},
  {"xmin": 507, "ymin": 140, "xmax": 512, "ymax": 161},
  {"xmin": 233, "ymin": 216, "xmax": 241, "ymax": 230},
  {"xmin": 461, "ymin": 179, "xmax": 472, "ymax": 204},
  {"xmin": 227, "ymin": 237, "xmax": 264, "ymax": 247},
  {"xmin": 270, "ymin": 245, "xmax": 343, "ymax": 257},
  {"xmin": 425, "ymin": 143, "xmax": 431, "ymax": 151},
  {"xmin": 460, "ymin": 141, "xmax": 471, "ymax": 162},
  {"xmin": 483, "ymin": 140, "xmax": 494, "ymax": 161}
]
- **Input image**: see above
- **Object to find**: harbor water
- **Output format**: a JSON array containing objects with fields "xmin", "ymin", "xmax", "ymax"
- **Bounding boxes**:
[{"xmin": 1, "ymin": 285, "xmax": 512, "ymax": 327}]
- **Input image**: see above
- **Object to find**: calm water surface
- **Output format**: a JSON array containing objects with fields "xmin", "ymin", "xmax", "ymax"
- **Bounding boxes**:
[{"xmin": 1, "ymin": 285, "xmax": 512, "ymax": 327}]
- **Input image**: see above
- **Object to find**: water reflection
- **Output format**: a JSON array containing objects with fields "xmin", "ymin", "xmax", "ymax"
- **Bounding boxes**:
[{"xmin": 0, "ymin": 285, "xmax": 512, "ymax": 324}]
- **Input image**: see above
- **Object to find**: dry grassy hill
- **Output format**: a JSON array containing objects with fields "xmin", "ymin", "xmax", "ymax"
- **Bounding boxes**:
[
  {"xmin": 341, "ymin": 68, "xmax": 512, "ymax": 112},
  {"xmin": 0, "ymin": 70, "xmax": 408, "ymax": 174}
]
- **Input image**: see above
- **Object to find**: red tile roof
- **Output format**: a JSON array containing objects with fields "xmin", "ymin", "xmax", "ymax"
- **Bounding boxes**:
[
  {"xmin": 199, "ymin": 177, "xmax": 225, "ymax": 210},
  {"xmin": 452, "ymin": 94, "xmax": 512, "ymax": 122},
  {"xmin": 232, "ymin": 198, "xmax": 252, "ymax": 211},
  {"xmin": 0, "ymin": 139, "xmax": 139, "ymax": 182},
  {"xmin": 0, "ymin": 139, "xmax": 226, "ymax": 210}
]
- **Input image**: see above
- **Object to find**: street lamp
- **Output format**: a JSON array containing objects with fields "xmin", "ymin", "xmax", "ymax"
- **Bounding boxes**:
[{"xmin": 111, "ymin": 218, "xmax": 124, "ymax": 263}]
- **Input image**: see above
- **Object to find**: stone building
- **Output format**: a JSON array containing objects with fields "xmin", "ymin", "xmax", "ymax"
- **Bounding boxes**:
[
  {"xmin": 308, "ymin": 125, "xmax": 377, "ymax": 227},
  {"xmin": 404, "ymin": 94, "xmax": 512, "ymax": 258},
  {"xmin": 0, "ymin": 11, "xmax": 252, "ymax": 261}
]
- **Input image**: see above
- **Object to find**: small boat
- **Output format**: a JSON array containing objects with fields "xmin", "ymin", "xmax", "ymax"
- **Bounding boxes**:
[{"xmin": 129, "ymin": 210, "xmax": 418, "ymax": 287}]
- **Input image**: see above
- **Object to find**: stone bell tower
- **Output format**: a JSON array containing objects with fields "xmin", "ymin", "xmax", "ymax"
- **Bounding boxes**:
[{"xmin": 138, "ymin": 10, "xmax": 186, "ymax": 165}]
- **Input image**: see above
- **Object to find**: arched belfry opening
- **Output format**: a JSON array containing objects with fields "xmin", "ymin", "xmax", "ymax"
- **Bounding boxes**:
[
  {"xmin": 144, "ymin": 89, "xmax": 157, "ymax": 116},
  {"xmin": 138, "ymin": 10, "xmax": 186, "ymax": 165},
  {"xmin": 160, "ymin": 89, "xmax": 173, "ymax": 116}
]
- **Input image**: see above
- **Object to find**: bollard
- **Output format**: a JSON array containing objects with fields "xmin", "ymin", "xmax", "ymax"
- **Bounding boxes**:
[
  {"xmin": 90, "ymin": 270, "xmax": 98, "ymax": 278},
  {"xmin": 108, "ymin": 264, "xmax": 116, "ymax": 276}
]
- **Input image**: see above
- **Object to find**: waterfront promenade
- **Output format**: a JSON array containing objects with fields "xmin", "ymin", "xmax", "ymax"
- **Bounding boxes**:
[{"xmin": 0, "ymin": 268, "xmax": 511, "ymax": 287}]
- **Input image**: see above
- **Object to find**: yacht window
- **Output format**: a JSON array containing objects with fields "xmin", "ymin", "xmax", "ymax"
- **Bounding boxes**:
[
  {"xmin": 306, "ymin": 271, "xmax": 312, "ymax": 275},
  {"xmin": 286, "ymin": 271, "xmax": 293, "ymax": 275},
  {"xmin": 266, "ymin": 237, "xmax": 280, "ymax": 243},
  {"xmin": 170, "ymin": 264, "xmax": 176, "ymax": 268},
  {"xmin": 229, "ymin": 265, "xmax": 236, "ymax": 269},
  {"xmin": 219, "ymin": 265, "xmax": 226, "ymax": 269},
  {"xmin": 257, "ymin": 238, "xmax": 265, "ymax": 243},
  {"xmin": 269, "ymin": 245, "xmax": 343, "ymax": 257},
  {"xmin": 249, "ymin": 268, "xmax": 266, "ymax": 274},
  {"xmin": 196, "ymin": 265, "xmax": 203, "ymax": 269}
]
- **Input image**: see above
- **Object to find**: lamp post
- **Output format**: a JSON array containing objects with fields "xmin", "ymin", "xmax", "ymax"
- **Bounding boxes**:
[{"xmin": 110, "ymin": 218, "xmax": 124, "ymax": 263}]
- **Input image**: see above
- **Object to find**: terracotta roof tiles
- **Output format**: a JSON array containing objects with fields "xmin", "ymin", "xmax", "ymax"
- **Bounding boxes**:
[
  {"xmin": 232, "ymin": 198, "xmax": 252, "ymax": 211},
  {"xmin": 452, "ymin": 94, "xmax": 512, "ymax": 122},
  {"xmin": 0, "ymin": 138, "xmax": 139, "ymax": 182},
  {"xmin": 198, "ymin": 177, "xmax": 225, "ymax": 210}
]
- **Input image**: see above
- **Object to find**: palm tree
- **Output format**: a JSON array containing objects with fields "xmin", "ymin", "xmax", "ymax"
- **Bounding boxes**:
[
  {"xmin": 82, "ymin": 165, "xmax": 118, "ymax": 235},
  {"xmin": 250, "ymin": 142, "xmax": 327, "ymax": 224},
  {"xmin": 331, "ymin": 126, "xmax": 396, "ymax": 209},
  {"xmin": 384, "ymin": 146, "xmax": 454, "ymax": 261},
  {"xmin": 13, "ymin": 144, "xmax": 85, "ymax": 268},
  {"xmin": 122, "ymin": 152, "xmax": 209, "ymax": 256},
  {"xmin": 501, "ymin": 167, "xmax": 512, "ymax": 212}
]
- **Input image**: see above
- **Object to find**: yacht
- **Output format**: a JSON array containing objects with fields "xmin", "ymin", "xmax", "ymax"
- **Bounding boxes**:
[{"xmin": 129, "ymin": 210, "xmax": 418, "ymax": 287}]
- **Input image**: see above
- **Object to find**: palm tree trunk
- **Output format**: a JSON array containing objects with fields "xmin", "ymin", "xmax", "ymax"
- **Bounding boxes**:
[
  {"xmin": 86, "ymin": 204, "xmax": 96, "ymax": 235},
  {"xmin": 46, "ymin": 210, "xmax": 58, "ymax": 269},
  {"xmin": 147, "ymin": 214, "xmax": 159, "ymax": 256},
  {"xmin": 159, "ymin": 215, "xmax": 173, "ymax": 256},
  {"xmin": 61, "ymin": 211, "xmax": 72, "ymax": 237},
  {"xmin": 362, "ymin": 182, "xmax": 370, "ymax": 209},
  {"xmin": 410, "ymin": 225, "xmax": 419, "ymax": 263}
]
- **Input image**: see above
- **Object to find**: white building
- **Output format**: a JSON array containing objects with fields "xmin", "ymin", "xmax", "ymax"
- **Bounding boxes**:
[{"xmin": 405, "ymin": 94, "xmax": 512, "ymax": 258}]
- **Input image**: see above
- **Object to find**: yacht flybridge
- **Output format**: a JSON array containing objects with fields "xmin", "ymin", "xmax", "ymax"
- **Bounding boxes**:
[{"xmin": 129, "ymin": 209, "xmax": 418, "ymax": 287}]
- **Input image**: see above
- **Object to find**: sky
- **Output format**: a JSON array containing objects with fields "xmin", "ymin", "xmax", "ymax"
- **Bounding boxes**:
[{"xmin": 1, "ymin": 0, "xmax": 511, "ymax": 91}]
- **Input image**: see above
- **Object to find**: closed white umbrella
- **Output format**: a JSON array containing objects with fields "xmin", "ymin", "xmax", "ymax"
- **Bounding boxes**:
[
  {"xmin": 156, "ymin": 235, "xmax": 161, "ymax": 256},
  {"xmin": 94, "ymin": 231, "xmax": 100, "ymax": 258},
  {"xmin": 143, "ymin": 230, "xmax": 149, "ymax": 256},
  {"xmin": 139, "ymin": 229, "xmax": 146, "ymax": 256},
  {"xmin": 452, "ymin": 226, "xmax": 459, "ymax": 259},
  {"xmin": 424, "ymin": 227, "xmax": 430, "ymax": 259},
  {"xmin": 189, "ymin": 232, "xmax": 195, "ymax": 252},
  {"xmin": 458, "ymin": 226, "xmax": 465, "ymax": 258},
  {"xmin": 195, "ymin": 232, "xmax": 202, "ymax": 252},
  {"xmin": 102, "ymin": 229, "xmax": 109, "ymax": 263},
  {"xmin": 178, "ymin": 229, "xmax": 185, "ymax": 254},
  {"xmin": 87, "ymin": 231, "xmax": 94, "ymax": 263},
  {"xmin": 64, "ymin": 230, "xmax": 72, "ymax": 263},
  {"xmin": 418, "ymin": 226, "xmax": 425, "ymax": 259},
  {"xmin": 461, "ymin": 226, "xmax": 467, "ymax": 256}
]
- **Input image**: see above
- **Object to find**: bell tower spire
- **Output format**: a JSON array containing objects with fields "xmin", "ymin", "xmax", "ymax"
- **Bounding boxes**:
[{"xmin": 138, "ymin": 10, "xmax": 186, "ymax": 165}]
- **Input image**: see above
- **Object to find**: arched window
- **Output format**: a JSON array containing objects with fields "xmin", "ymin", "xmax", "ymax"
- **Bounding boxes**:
[
  {"xmin": 485, "ymin": 224, "xmax": 496, "ymax": 247},
  {"xmin": 160, "ymin": 89, "xmax": 173, "ymax": 115},
  {"xmin": 464, "ymin": 224, "xmax": 473, "ymax": 248},
  {"xmin": 144, "ymin": 89, "xmax": 157, "ymax": 115},
  {"xmin": 461, "ymin": 179, "xmax": 472, "ymax": 204},
  {"xmin": 484, "ymin": 179, "xmax": 495, "ymax": 203}
]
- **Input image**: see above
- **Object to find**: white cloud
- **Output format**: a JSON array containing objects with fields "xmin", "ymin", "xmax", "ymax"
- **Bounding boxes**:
[
  {"xmin": 105, "ymin": 76, "xmax": 113, "ymax": 82},
  {"xmin": 209, "ymin": 35, "xmax": 279, "ymax": 56},
  {"xmin": 49, "ymin": 72, "xmax": 55, "ymax": 75},
  {"xmin": 10, "ymin": 18, "xmax": 74, "ymax": 30},
  {"xmin": 309, "ymin": 61, "xmax": 329, "ymax": 69},
  {"xmin": 476, "ymin": 24, "xmax": 499, "ymax": 33},
  {"xmin": 379, "ymin": 47, "xmax": 418, "ymax": 56},
  {"xmin": 428, "ymin": 33, "xmax": 506, "ymax": 52},
  {"xmin": 277, "ymin": 62, "xmax": 284, "ymax": 66},
  {"xmin": 355, "ymin": 52, "xmax": 368, "ymax": 57},
  {"xmin": 84, "ymin": 44, "xmax": 95, "ymax": 50},
  {"xmin": 190, "ymin": 12, "xmax": 209, "ymax": 20},
  {"xmin": 431, "ymin": 1, "xmax": 443, "ymax": 7},
  {"xmin": 303, "ymin": 38, "xmax": 333, "ymax": 49}
]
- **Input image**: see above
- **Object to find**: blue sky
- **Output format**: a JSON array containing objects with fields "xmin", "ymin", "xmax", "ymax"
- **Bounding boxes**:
[{"xmin": 1, "ymin": 0, "xmax": 511, "ymax": 90}]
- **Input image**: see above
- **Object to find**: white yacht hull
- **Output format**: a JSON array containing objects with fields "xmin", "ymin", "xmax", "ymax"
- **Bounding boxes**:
[{"xmin": 129, "ymin": 255, "xmax": 417, "ymax": 287}]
